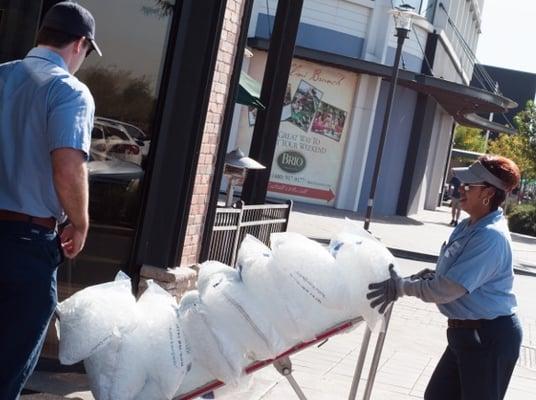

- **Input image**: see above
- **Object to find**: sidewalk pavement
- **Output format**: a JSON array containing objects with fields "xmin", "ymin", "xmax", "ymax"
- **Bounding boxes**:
[
  {"xmin": 24, "ymin": 204, "xmax": 536, "ymax": 399},
  {"xmin": 288, "ymin": 203, "xmax": 536, "ymax": 276}
]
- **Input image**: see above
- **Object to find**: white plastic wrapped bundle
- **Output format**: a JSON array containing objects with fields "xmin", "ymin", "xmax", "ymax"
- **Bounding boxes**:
[
  {"xmin": 56, "ymin": 271, "xmax": 136, "ymax": 365},
  {"xmin": 267, "ymin": 232, "xmax": 351, "ymax": 337},
  {"xmin": 199, "ymin": 261, "xmax": 286, "ymax": 360},
  {"xmin": 330, "ymin": 219, "xmax": 396, "ymax": 329},
  {"xmin": 236, "ymin": 235, "xmax": 302, "ymax": 346},
  {"xmin": 178, "ymin": 290, "xmax": 242, "ymax": 384},
  {"xmin": 111, "ymin": 281, "xmax": 191, "ymax": 400},
  {"xmin": 84, "ymin": 335, "xmax": 121, "ymax": 400}
]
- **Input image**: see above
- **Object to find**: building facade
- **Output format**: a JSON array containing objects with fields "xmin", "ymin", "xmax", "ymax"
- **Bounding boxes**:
[{"xmin": 229, "ymin": 0, "xmax": 495, "ymax": 215}]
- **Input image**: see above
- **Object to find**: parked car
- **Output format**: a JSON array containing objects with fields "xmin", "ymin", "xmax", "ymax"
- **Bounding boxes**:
[{"xmin": 90, "ymin": 117, "xmax": 149, "ymax": 165}]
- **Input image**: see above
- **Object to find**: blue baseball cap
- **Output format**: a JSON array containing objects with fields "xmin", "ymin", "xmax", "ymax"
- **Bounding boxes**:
[{"xmin": 41, "ymin": 2, "xmax": 102, "ymax": 56}]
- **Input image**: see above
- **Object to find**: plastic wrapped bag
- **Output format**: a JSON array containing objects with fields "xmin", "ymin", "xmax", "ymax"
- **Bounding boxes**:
[
  {"xmin": 330, "ymin": 219, "xmax": 396, "ymax": 329},
  {"xmin": 56, "ymin": 271, "xmax": 136, "ymax": 365},
  {"xmin": 236, "ymin": 235, "xmax": 302, "ymax": 346},
  {"xmin": 178, "ymin": 290, "xmax": 242, "ymax": 384},
  {"xmin": 267, "ymin": 232, "xmax": 351, "ymax": 338},
  {"xmin": 199, "ymin": 261, "xmax": 286, "ymax": 360},
  {"xmin": 84, "ymin": 335, "xmax": 121, "ymax": 400},
  {"xmin": 111, "ymin": 281, "xmax": 191, "ymax": 400}
]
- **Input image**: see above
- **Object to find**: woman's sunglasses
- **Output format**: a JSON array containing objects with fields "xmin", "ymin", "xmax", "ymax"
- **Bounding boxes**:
[{"xmin": 460, "ymin": 183, "xmax": 488, "ymax": 191}]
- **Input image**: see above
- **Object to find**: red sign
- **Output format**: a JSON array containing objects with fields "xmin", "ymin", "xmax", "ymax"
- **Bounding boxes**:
[{"xmin": 268, "ymin": 182, "xmax": 335, "ymax": 202}]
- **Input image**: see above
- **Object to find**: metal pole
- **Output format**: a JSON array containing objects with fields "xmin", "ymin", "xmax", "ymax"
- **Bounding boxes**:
[
  {"xmin": 348, "ymin": 326, "xmax": 372, "ymax": 400},
  {"xmin": 363, "ymin": 305, "xmax": 394, "ymax": 400},
  {"xmin": 225, "ymin": 176, "xmax": 234, "ymax": 207},
  {"xmin": 363, "ymin": 28, "xmax": 409, "ymax": 231},
  {"xmin": 274, "ymin": 357, "xmax": 308, "ymax": 400},
  {"xmin": 241, "ymin": 0, "xmax": 304, "ymax": 205},
  {"xmin": 483, "ymin": 81, "xmax": 499, "ymax": 153}
]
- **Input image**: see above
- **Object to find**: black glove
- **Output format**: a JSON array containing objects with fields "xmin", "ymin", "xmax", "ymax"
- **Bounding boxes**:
[
  {"xmin": 367, "ymin": 264, "xmax": 400, "ymax": 314},
  {"xmin": 410, "ymin": 268, "xmax": 435, "ymax": 281}
]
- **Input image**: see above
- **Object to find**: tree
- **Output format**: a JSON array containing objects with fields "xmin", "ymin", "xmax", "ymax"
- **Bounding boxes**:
[
  {"xmin": 513, "ymin": 100, "xmax": 536, "ymax": 153},
  {"xmin": 487, "ymin": 133, "xmax": 536, "ymax": 180},
  {"xmin": 488, "ymin": 101, "xmax": 536, "ymax": 197},
  {"xmin": 142, "ymin": 0, "xmax": 174, "ymax": 17},
  {"xmin": 453, "ymin": 125, "xmax": 486, "ymax": 153}
]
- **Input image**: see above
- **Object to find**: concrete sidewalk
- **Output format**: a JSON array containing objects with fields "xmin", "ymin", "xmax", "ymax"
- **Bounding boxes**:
[{"xmin": 288, "ymin": 203, "xmax": 536, "ymax": 276}]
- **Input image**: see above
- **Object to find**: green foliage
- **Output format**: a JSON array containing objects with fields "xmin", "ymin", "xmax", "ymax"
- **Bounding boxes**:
[
  {"xmin": 507, "ymin": 202, "xmax": 536, "ymax": 236},
  {"xmin": 514, "ymin": 100, "xmax": 536, "ymax": 145},
  {"xmin": 487, "ymin": 133, "xmax": 536, "ymax": 180},
  {"xmin": 453, "ymin": 125, "xmax": 486, "ymax": 153},
  {"xmin": 487, "ymin": 101, "xmax": 536, "ymax": 182},
  {"xmin": 78, "ymin": 66, "xmax": 156, "ymax": 135}
]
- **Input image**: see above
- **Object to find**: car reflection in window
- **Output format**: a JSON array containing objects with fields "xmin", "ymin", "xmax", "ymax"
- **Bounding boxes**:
[
  {"xmin": 90, "ymin": 117, "xmax": 150, "ymax": 166},
  {"xmin": 88, "ymin": 117, "xmax": 147, "ymax": 227}
]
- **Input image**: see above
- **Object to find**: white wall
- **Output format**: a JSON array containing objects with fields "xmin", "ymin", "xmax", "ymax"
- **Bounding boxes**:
[{"xmin": 249, "ymin": 0, "xmax": 372, "ymax": 38}]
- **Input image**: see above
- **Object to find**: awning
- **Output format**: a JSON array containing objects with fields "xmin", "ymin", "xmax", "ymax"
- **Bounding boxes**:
[
  {"xmin": 237, "ymin": 71, "xmax": 265, "ymax": 109},
  {"xmin": 247, "ymin": 38, "xmax": 517, "ymax": 134},
  {"xmin": 398, "ymin": 75, "xmax": 518, "ymax": 134}
]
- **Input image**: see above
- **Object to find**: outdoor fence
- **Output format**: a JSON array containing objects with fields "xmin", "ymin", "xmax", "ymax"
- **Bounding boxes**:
[{"xmin": 206, "ymin": 200, "xmax": 292, "ymax": 266}]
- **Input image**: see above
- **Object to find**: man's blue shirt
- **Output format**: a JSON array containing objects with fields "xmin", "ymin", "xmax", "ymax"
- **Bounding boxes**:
[
  {"xmin": 0, "ymin": 47, "xmax": 94, "ymax": 220},
  {"xmin": 436, "ymin": 209, "xmax": 517, "ymax": 320}
]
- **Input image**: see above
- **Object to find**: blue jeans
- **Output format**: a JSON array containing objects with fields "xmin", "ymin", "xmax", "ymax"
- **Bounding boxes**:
[
  {"xmin": 0, "ymin": 221, "xmax": 62, "ymax": 400},
  {"xmin": 425, "ymin": 314, "xmax": 522, "ymax": 400}
]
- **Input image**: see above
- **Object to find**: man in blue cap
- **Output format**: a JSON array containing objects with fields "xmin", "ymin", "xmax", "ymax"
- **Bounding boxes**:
[{"xmin": 0, "ymin": 2, "xmax": 101, "ymax": 398}]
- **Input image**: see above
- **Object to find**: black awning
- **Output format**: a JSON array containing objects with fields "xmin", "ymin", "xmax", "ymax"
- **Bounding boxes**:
[
  {"xmin": 248, "ymin": 38, "xmax": 517, "ymax": 134},
  {"xmin": 237, "ymin": 71, "xmax": 265, "ymax": 109},
  {"xmin": 398, "ymin": 75, "xmax": 518, "ymax": 134}
]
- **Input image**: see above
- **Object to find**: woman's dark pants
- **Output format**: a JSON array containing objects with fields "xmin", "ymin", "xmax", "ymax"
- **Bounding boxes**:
[
  {"xmin": 0, "ymin": 221, "xmax": 62, "ymax": 400},
  {"xmin": 425, "ymin": 314, "xmax": 522, "ymax": 400}
]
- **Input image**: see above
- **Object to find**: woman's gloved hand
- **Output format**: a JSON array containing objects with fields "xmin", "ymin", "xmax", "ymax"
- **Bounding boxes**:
[
  {"xmin": 410, "ymin": 268, "xmax": 436, "ymax": 281},
  {"xmin": 367, "ymin": 264, "xmax": 401, "ymax": 314}
]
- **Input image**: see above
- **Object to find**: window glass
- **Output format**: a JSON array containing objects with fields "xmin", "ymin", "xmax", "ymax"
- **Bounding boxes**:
[{"xmin": 57, "ymin": 0, "xmax": 175, "ymax": 296}]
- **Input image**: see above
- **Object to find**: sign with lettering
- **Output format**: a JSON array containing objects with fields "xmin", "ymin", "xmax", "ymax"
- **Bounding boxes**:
[{"xmin": 236, "ymin": 51, "xmax": 359, "ymax": 205}]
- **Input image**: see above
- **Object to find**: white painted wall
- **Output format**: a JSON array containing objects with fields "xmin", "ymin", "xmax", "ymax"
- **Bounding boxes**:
[
  {"xmin": 335, "ymin": 74, "xmax": 382, "ymax": 211},
  {"xmin": 424, "ymin": 107, "xmax": 454, "ymax": 210},
  {"xmin": 249, "ymin": 0, "xmax": 372, "ymax": 38}
]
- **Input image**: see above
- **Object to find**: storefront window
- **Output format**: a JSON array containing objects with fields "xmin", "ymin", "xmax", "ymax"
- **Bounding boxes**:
[{"xmin": 57, "ymin": 0, "xmax": 175, "ymax": 296}]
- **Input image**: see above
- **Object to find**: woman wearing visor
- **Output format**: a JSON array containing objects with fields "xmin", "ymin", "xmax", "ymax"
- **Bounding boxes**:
[{"xmin": 367, "ymin": 155, "xmax": 522, "ymax": 400}]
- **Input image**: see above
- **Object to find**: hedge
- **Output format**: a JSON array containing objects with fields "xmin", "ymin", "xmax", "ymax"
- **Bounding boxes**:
[{"xmin": 507, "ymin": 203, "xmax": 536, "ymax": 236}]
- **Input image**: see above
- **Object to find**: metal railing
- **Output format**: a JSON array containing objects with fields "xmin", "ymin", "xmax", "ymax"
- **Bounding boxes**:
[{"xmin": 206, "ymin": 200, "xmax": 292, "ymax": 266}]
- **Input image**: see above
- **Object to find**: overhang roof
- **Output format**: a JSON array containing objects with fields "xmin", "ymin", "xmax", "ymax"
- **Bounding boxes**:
[
  {"xmin": 248, "ymin": 38, "xmax": 518, "ymax": 134},
  {"xmin": 398, "ymin": 75, "xmax": 518, "ymax": 134}
]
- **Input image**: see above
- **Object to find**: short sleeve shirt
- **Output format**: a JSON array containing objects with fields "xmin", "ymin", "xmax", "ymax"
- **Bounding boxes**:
[
  {"xmin": 435, "ymin": 209, "xmax": 517, "ymax": 320},
  {"xmin": 0, "ymin": 47, "xmax": 94, "ymax": 220},
  {"xmin": 449, "ymin": 176, "xmax": 461, "ymax": 199}
]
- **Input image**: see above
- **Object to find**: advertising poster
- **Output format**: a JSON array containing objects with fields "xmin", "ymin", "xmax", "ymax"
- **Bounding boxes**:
[{"xmin": 236, "ymin": 51, "xmax": 359, "ymax": 205}]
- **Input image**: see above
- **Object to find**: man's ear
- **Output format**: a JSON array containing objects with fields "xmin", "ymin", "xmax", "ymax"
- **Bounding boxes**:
[{"xmin": 73, "ymin": 37, "xmax": 86, "ymax": 55}]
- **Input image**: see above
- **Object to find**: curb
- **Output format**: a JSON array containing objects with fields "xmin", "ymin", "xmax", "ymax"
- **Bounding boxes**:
[{"xmin": 308, "ymin": 237, "xmax": 536, "ymax": 277}]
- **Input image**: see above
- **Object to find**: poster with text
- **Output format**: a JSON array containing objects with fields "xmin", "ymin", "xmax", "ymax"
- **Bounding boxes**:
[{"xmin": 236, "ymin": 51, "xmax": 359, "ymax": 206}]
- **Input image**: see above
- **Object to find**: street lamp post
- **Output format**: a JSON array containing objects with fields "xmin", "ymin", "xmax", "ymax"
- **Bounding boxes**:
[{"xmin": 363, "ymin": 4, "xmax": 417, "ymax": 231}]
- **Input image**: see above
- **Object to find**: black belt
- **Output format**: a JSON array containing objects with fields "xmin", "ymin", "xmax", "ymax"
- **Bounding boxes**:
[
  {"xmin": 0, "ymin": 209, "xmax": 57, "ymax": 230},
  {"xmin": 448, "ymin": 319, "xmax": 482, "ymax": 329}
]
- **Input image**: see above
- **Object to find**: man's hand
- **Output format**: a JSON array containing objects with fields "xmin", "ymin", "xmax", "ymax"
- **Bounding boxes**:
[
  {"xmin": 410, "ymin": 268, "xmax": 436, "ymax": 281},
  {"xmin": 367, "ymin": 264, "xmax": 401, "ymax": 314},
  {"xmin": 51, "ymin": 148, "xmax": 89, "ymax": 259},
  {"xmin": 60, "ymin": 223, "xmax": 87, "ymax": 259}
]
